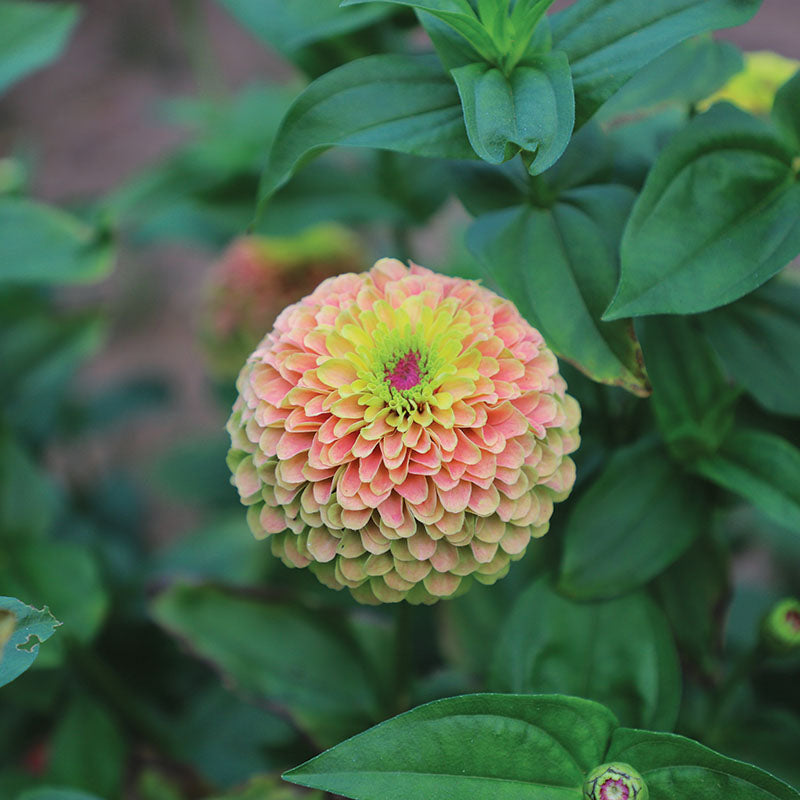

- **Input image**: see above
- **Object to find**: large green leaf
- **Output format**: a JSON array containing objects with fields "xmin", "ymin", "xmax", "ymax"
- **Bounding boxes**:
[
  {"xmin": 216, "ymin": 0, "xmax": 391, "ymax": 55},
  {"xmin": 0, "ymin": 1, "xmax": 79, "ymax": 94},
  {"xmin": 0, "ymin": 542, "xmax": 107, "ymax": 667},
  {"xmin": 596, "ymin": 35, "xmax": 743, "ymax": 121},
  {"xmin": 607, "ymin": 727, "xmax": 800, "ymax": 800},
  {"xmin": 559, "ymin": 438, "xmax": 707, "ymax": 599},
  {"xmin": 773, "ymin": 70, "xmax": 800, "ymax": 153},
  {"xmin": 699, "ymin": 278, "xmax": 800, "ymax": 417},
  {"xmin": 605, "ymin": 104, "xmax": 800, "ymax": 319},
  {"xmin": 693, "ymin": 428, "xmax": 800, "ymax": 534},
  {"xmin": 284, "ymin": 693, "xmax": 618, "ymax": 799},
  {"xmin": 467, "ymin": 185, "xmax": 650, "ymax": 395},
  {"xmin": 17, "ymin": 792, "xmax": 102, "ymax": 800},
  {"xmin": 452, "ymin": 52, "xmax": 574, "ymax": 173},
  {"xmin": 490, "ymin": 578, "xmax": 681, "ymax": 730},
  {"xmin": 0, "ymin": 596, "xmax": 60, "ymax": 688},
  {"xmin": 637, "ymin": 315, "xmax": 738, "ymax": 459},
  {"xmin": 550, "ymin": 0, "xmax": 761, "ymax": 126},
  {"xmin": 258, "ymin": 54, "xmax": 473, "ymax": 212},
  {"xmin": 152, "ymin": 582, "xmax": 383, "ymax": 747},
  {"xmin": 0, "ymin": 199, "xmax": 114, "ymax": 285}
]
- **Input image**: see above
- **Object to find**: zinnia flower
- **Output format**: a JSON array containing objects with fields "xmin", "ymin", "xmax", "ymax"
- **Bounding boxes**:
[
  {"xmin": 227, "ymin": 259, "xmax": 580, "ymax": 604},
  {"xmin": 202, "ymin": 224, "xmax": 361, "ymax": 379}
]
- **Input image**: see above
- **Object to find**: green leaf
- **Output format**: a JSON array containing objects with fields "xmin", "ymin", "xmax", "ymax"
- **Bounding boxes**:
[
  {"xmin": 284, "ymin": 693, "xmax": 618, "ymax": 799},
  {"xmin": 773, "ymin": 70, "xmax": 800, "ymax": 152},
  {"xmin": 596, "ymin": 35, "xmax": 743, "ymax": 121},
  {"xmin": 637, "ymin": 315, "xmax": 738, "ymax": 460},
  {"xmin": 48, "ymin": 694, "xmax": 127, "ymax": 799},
  {"xmin": 152, "ymin": 582, "xmax": 383, "ymax": 747},
  {"xmin": 216, "ymin": 0, "xmax": 391, "ymax": 55},
  {"xmin": 550, "ymin": 0, "xmax": 761, "ymax": 126},
  {"xmin": 653, "ymin": 533, "xmax": 729, "ymax": 672},
  {"xmin": 605, "ymin": 104, "xmax": 800, "ymax": 319},
  {"xmin": 0, "ymin": 542, "xmax": 108, "ymax": 667},
  {"xmin": 559, "ymin": 438, "xmax": 707, "ymax": 599},
  {"xmin": 0, "ymin": 1, "xmax": 80, "ymax": 94},
  {"xmin": 607, "ymin": 727, "xmax": 800, "ymax": 800},
  {"xmin": 693, "ymin": 428, "xmax": 800, "ymax": 534},
  {"xmin": 0, "ymin": 596, "xmax": 60, "ymax": 688},
  {"xmin": 699, "ymin": 278, "xmax": 800, "ymax": 417},
  {"xmin": 451, "ymin": 52, "xmax": 574, "ymax": 174},
  {"xmin": 0, "ymin": 199, "xmax": 114, "ymax": 285},
  {"xmin": 343, "ymin": 0, "xmax": 499, "ymax": 62},
  {"xmin": 467, "ymin": 185, "xmax": 650, "ymax": 395},
  {"xmin": 490, "ymin": 578, "xmax": 681, "ymax": 730},
  {"xmin": 258, "ymin": 54, "xmax": 473, "ymax": 212}
]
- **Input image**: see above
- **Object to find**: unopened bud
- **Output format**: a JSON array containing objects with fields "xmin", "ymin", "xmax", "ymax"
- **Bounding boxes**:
[
  {"xmin": 584, "ymin": 763, "xmax": 648, "ymax": 800},
  {"xmin": 761, "ymin": 597, "xmax": 800, "ymax": 655}
]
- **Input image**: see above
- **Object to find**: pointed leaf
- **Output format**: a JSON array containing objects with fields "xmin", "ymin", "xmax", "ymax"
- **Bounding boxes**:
[
  {"xmin": 607, "ymin": 727, "xmax": 800, "ymax": 800},
  {"xmin": 559, "ymin": 438, "xmax": 708, "ymax": 599},
  {"xmin": 490, "ymin": 578, "xmax": 681, "ymax": 730},
  {"xmin": 452, "ymin": 52, "xmax": 574, "ymax": 173},
  {"xmin": 637, "ymin": 314, "xmax": 738, "ymax": 460},
  {"xmin": 699, "ymin": 278, "xmax": 800, "ymax": 417},
  {"xmin": 0, "ymin": 596, "xmax": 60, "ymax": 688},
  {"xmin": 0, "ymin": 198, "xmax": 114, "ymax": 285},
  {"xmin": 0, "ymin": 0, "xmax": 79, "ymax": 94},
  {"xmin": 467, "ymin": 186, "xmax": 650, "ymax": 395},
  {"xmin": 284, "ymin": 693, "xmax": 618, "ymax": 799},
  {"xmin": 550, "ymin": 0, "xmax": 762, "ymax": 126},
  {"xmin": 258, "ymin": 54, "xmax": 473, "ymax": 212},
  {"xmin": 693, "ymin": 428, "xmax": 800, "ymax": 534},
  {"xmin": 606, "ymin": 103, "xmax": 800, "ymax": 319},
  {"xmin": 152, "ymin": 582, "xmax": 383, "ymax": 747}
]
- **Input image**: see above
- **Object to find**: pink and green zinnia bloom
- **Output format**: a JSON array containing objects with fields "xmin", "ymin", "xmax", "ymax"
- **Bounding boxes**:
[
  {"xmin": 584, "ymin": 764, "xmax": 648, "ymax": 800},
  {"xmin": 227, "ymin": 259, "xmax": 580, "ymax": 604}
]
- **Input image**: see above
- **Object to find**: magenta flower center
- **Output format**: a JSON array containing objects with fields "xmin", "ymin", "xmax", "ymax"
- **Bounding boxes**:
[
  {"xmin": 600, "ymin": 779, "xmax": 630, "ymax": 800},
  {"xmin": 786, "ymin": 609, "xmax": 800, "ymax": 632},
  {"xmin": 387, "ymin": 351, "xmax": 422, "ymax": 390}
]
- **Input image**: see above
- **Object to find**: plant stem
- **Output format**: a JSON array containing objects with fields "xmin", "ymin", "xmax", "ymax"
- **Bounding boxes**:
[
  {"xmin": 173, "ymin": 0, "xmax": 225, "ymax": 99},
  {"xmin": 393, "ymin": 602, "xmax": 413, "ymax": 714}
]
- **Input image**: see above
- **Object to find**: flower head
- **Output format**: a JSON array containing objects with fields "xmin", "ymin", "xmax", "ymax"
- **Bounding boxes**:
[
  {"xmin": 584, "ymin": 764, "xmax": 648, "ymax": 800},
  {"xmin": 227, "ymin": 259, "xmax": 579, "ymax": 604},
  {"xmin": 761, "ymin": 597, "xmax": 800, "ymax": 655},
  {"xmin": 699, "ymin": 51, "xmax": 800, "ymax": 116},
  {"xmin": 202, "ymin": 224, "xmax": 362, "ymax": 379}
]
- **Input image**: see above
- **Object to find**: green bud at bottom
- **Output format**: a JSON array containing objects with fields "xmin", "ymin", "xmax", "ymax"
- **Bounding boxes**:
[
  {"xmin": 584, "ymin": 763, "xmax": 648, "ymax": 800},
  {"xmin": 761, "ymin": 597, "xmax": 800, "ymax": 655}
]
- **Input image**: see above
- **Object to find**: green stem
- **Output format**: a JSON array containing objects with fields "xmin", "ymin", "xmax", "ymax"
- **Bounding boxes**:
[
  {"xmin": 392, "ymin": 225, "xmax": 413, "ymax": 264},
  {"xmin": 173, "ymin": 0, "xmax": 225, "ymax": 99},
  {"xmin": 706, "ymin": 645, "xmax": 762, "ymax": 741},
  {"xmin": 393, "ymin": 602, "xmax": 413, "ymax": 714}
]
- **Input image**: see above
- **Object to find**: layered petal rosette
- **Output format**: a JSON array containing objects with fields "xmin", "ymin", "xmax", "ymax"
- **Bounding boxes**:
[{"xmin": 227, "ymin": 259, "xmax": 580, "ymax": 604}]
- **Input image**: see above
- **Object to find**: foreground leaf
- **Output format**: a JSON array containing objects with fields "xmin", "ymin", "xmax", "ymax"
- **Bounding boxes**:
[
  {"xmin": 284, "ymin": 693, "xmax": 618, "ymax": 799},
  {"xmin": 452, "ymin": 52, "xmax": 574, "ymax": 173},
  {"xmin": 699, "ymin": 278, "xmax": 800, "ymax": 416},
  {"xmin": 559, "ymin": 438, "xmax": 707, "ymax": 599},
  {"xmin": 258, "ymin": 54, "xmax": 472, "ymax": 212},
  {"xmin": 605, "ymin": 104, "xmax": 800, "ymax": 318},
  {"xmin": 0, "ymin": 0, "xmax": 79, "ymax": 94},
  {"xmin": 152, "ymin": 583, "xmax": 382, "ymax": 746},
  {"xmin": 550, "ymin": 0, "xmax": 762, "ymax": 126},
  {"xmin": 0, "ymin": 198, "xmax": 113, "ymax": 285},
  {"xmin": 490, "ymin": 578, "xmax": 681, "ymax": 730},
  {"xmin": 467, "ymin": 185, "xmax": 650, "ymax": 395},
  {"xmin": 607, "ymin": 727, "xmax": 800, "ymax": 799},
  {"xmin": 0, "ymin": 596, "xmax": 59, "ymax": 687},
  {"xmin": 693, "ymin": 428, "xmax": 800, "ymax": 534},
  {"xmin": 772, "ymin": 70, "xmax": 800, "ymax": 152},
  {"xmin": 17, "ymin": 792, "xmax": 102, "ymax": 800}
]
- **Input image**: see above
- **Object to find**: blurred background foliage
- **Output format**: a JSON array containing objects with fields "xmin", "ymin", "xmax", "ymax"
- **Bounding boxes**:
[{"xmin": 0, "ymin": 1, "xmax": 798, "ymax": 799}]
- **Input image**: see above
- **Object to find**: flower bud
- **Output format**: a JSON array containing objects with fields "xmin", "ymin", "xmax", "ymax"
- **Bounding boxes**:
[
  {"xmin": 761, "ymin": 597, "xmax": 800, "ymax": 655},
  {"xmin": 584, "ymin": 763, "xmax": 648, "ymax": 800}
]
